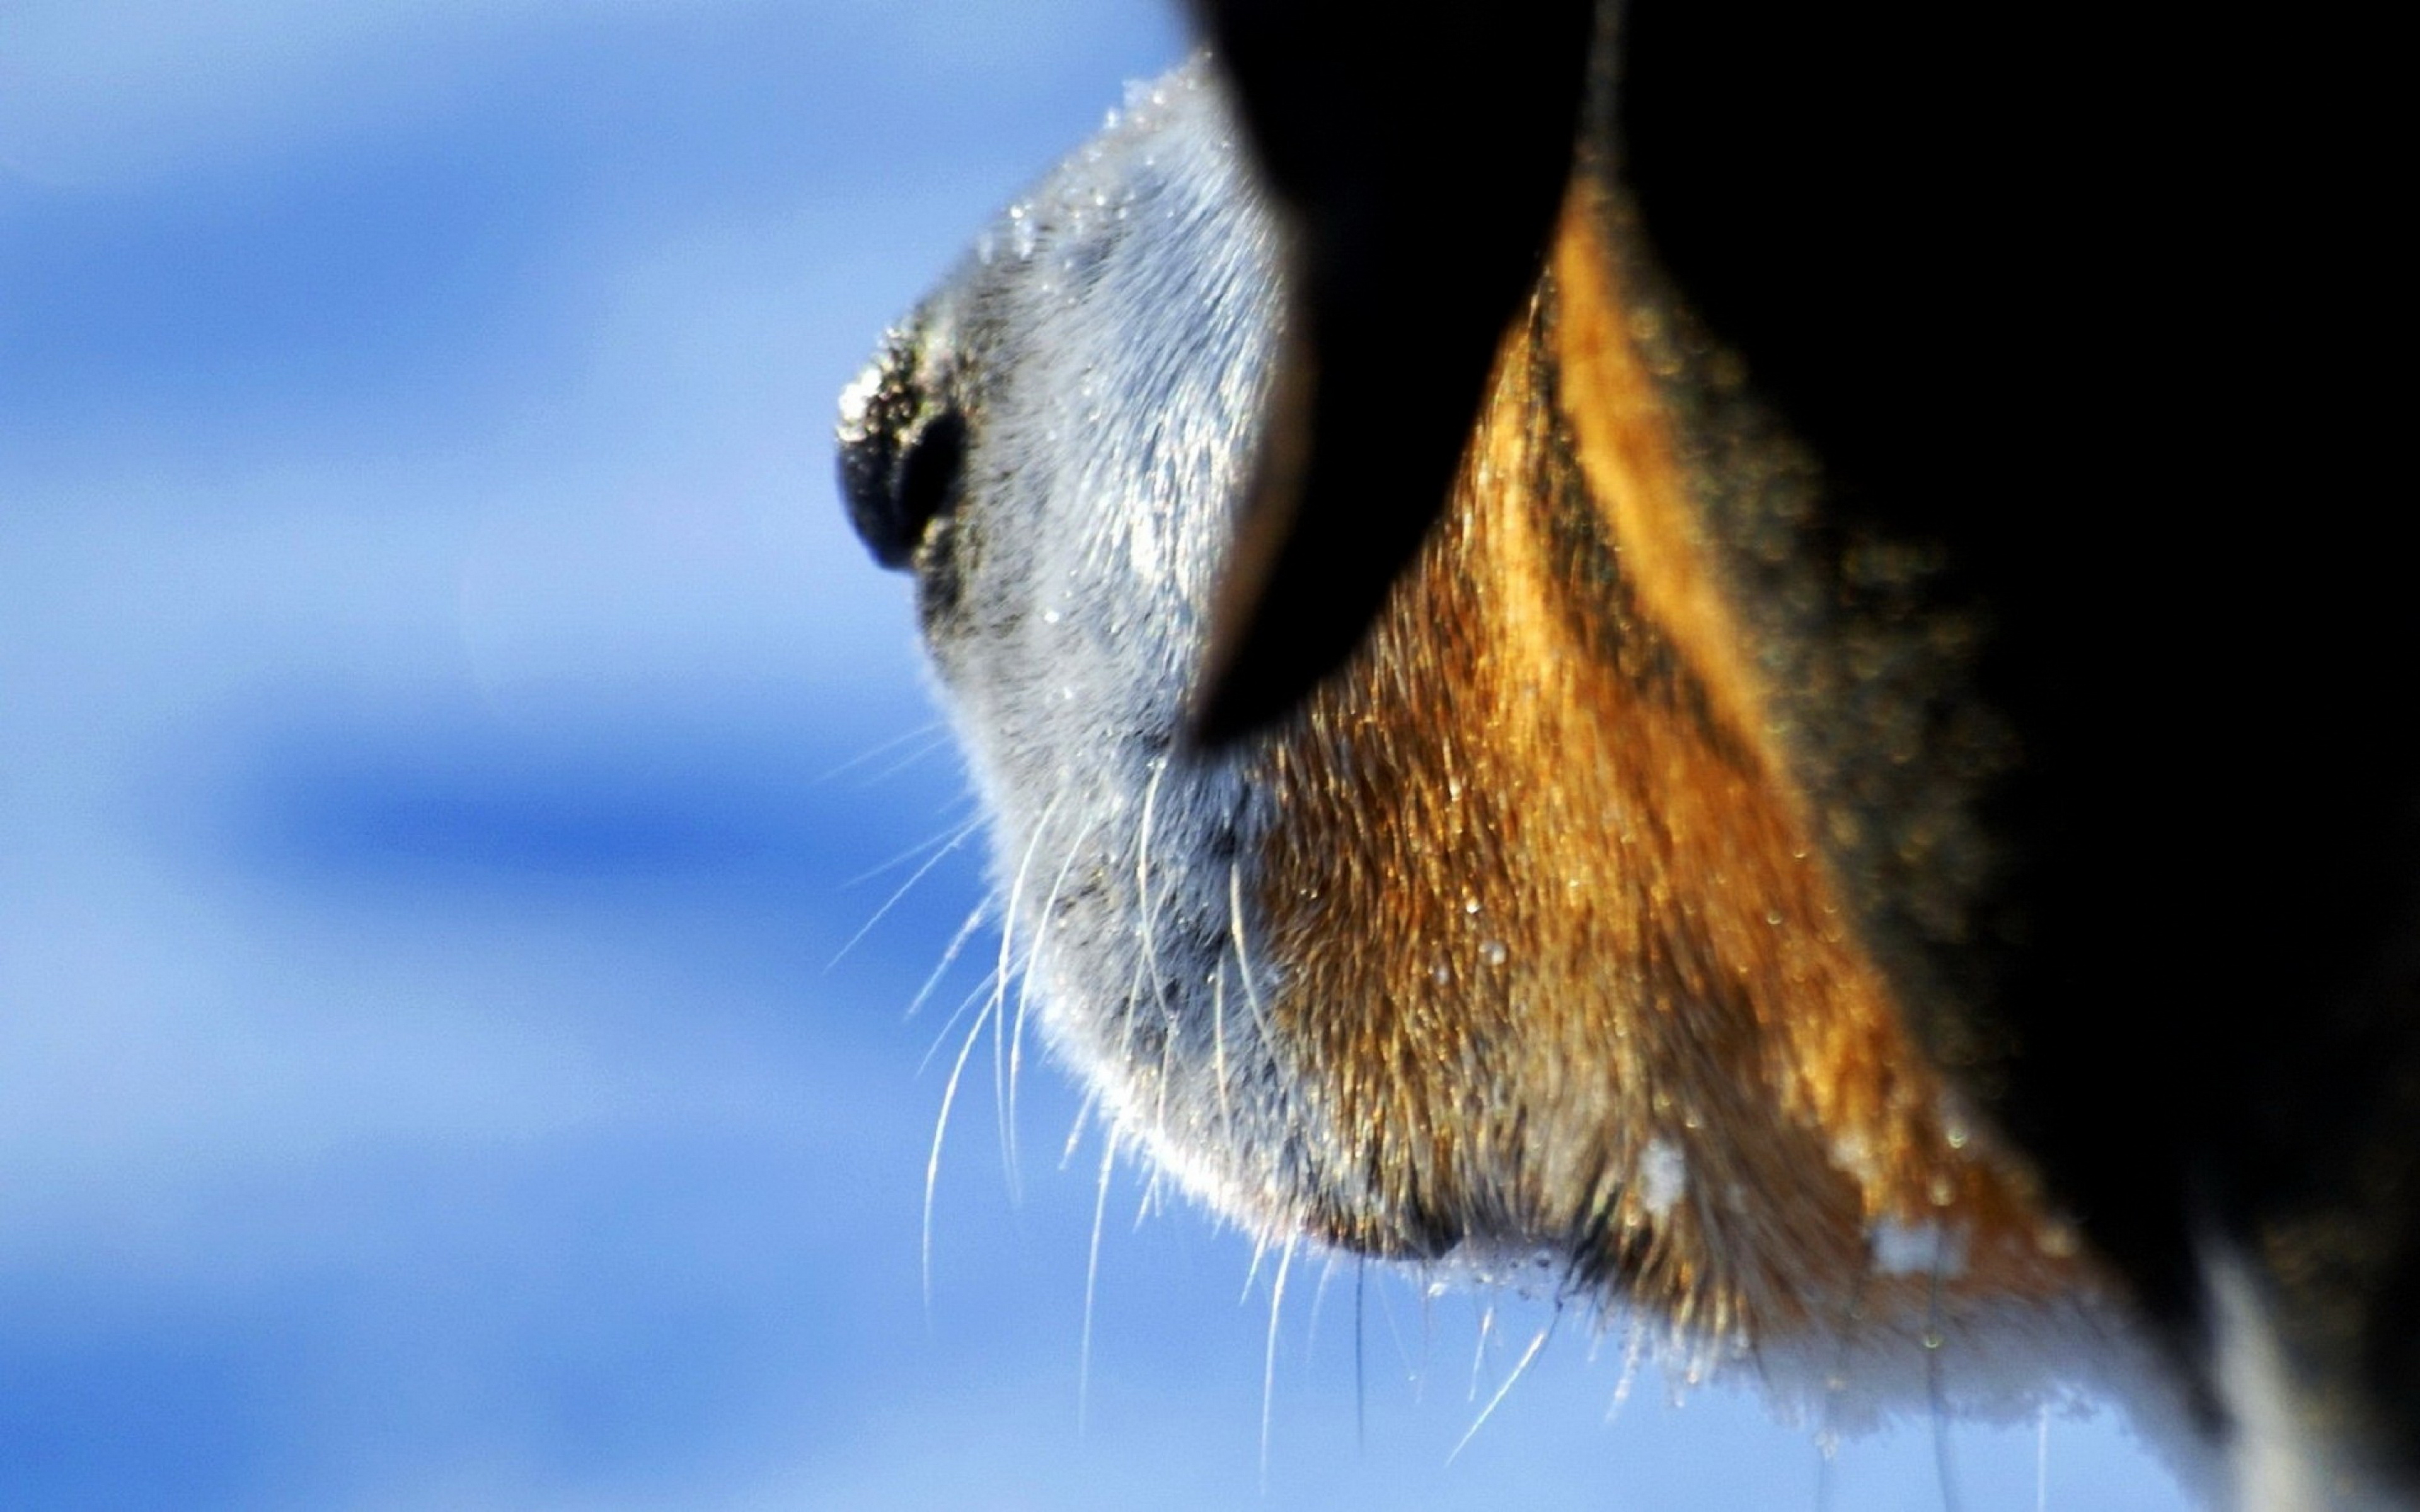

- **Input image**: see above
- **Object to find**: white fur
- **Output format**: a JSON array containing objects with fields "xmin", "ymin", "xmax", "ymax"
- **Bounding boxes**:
[
  {"xmin": 892, "ymin": 64, "xmax": 1343, "ymax": 1232},
  {"xmin": 860, "ymin": 54, "xmax": 2231, "ymax": 1503}
]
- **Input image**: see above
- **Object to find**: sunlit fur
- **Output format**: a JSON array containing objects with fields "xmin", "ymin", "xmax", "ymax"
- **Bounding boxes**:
[
  {"xmin": 1254, "ymin": 199, "xmax": 2089, "ymax": 1343},
  {"xmin": 839, "ymin": 58, "xmax": 2206, "ymax": 1446}
]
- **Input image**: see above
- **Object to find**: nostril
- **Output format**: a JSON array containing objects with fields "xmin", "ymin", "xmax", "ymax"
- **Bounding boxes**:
[
  {"xmin": 837, "ymin": 344, "xmax": 967, "ymax": 571},
  {"xmin": 891, "ymin": 410, "xmax": 966, "ymax": 562}
]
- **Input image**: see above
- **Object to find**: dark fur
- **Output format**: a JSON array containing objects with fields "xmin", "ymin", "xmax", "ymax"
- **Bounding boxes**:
[
  {"xmin": 1194, "ymin": 1, "xmax": 2419, "ymax": 1487},
  {"xmin": 847, "ymin": 1, "xmax": 2418, "ymax": 1497}
]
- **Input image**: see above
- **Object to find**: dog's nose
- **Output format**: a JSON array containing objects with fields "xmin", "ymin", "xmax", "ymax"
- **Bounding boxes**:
[{"xmin": 836, "ymin": 334, "xmax": 966, "ymax": 571}]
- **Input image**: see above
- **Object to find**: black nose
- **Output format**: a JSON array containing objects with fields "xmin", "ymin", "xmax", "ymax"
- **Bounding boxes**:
[{"xmin": 837, "ymin": 334, "xmax": 967, "ymax": 571}]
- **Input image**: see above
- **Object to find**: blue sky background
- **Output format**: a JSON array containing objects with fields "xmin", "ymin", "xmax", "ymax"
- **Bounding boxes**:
[{"xmin": 1, "ymin": 6, "xmax": 2194, "ymax": 1507}]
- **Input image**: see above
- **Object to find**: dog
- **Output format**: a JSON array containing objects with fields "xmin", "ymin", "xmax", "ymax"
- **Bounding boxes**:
[{"xmin": 838, "ymin": 6, "xmax": 2416, "ymax": 1506}]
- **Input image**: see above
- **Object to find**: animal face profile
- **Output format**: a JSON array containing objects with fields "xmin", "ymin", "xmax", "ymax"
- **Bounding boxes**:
[{"xmin": 839, "ymin": 7, "xmax": 2417, "ymax": 1508}]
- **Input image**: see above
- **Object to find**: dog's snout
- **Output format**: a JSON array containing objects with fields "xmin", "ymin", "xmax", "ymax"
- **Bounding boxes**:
[{"xmin": 837, "ymin": 335, "xmax": 965, "ymax": 571}]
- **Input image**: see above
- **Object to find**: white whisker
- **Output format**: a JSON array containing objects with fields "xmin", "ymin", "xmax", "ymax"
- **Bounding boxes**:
[
  {"xmin": 1061, "ymin": 1092, "xmax": 1099, "ymax": 1169},
  {"xmin": 1449, "ymin": 1319, "xmax": 1552, "ymax": 1465},
  {"xmin": 904, "ymin": 899, "xmax": 992, "ymax": 1025},
  {"xmin": 1078, "ymin": 1128, "xmax": 1119, "ymax": 1435},
  {"xmin": 838, "ymin": 806, "xmax": 981, "ymax": 890},
  {"xmin": 1924, "ymin": 1228, "xmax": 1962, "ymax": 1512},
  {"xmin": 1469, "ymin": 1302, "xmax": 1497, "ymax": 1402},
  {"xmin": 986, "ymin": 965, "xmax": 1016, "ymax": 1198},
  {"xmin": 1209, "ymin": 957, "xmax": 1235, "ymax": 1140},
  {"xmin": 810, "ymin": 719, "xmax": 948, "ymax": 786},
  {"xmin": 922, "ymin": 979, "xmax": 1000, "ymax": 1312},
  {"xmin": 1376, "ymin": 1267, "xmax": 1420, "ymax": 1389},
  {"xmin": 860, "ymin": 727, "xmax": 967, "ymax": 788},
  {"xmin": 1417, "ymin": 1273, "xmax": 1441, "ymax": 1402},
  {"xmin": 1303, "ymin": 1252, "xmax": 1344, "ymax": 1370},
  {"xmin": 1151, "ymin": 988, "xmax": 1184, "ymax": 1135},
  {"xmin": 1242, "ymin": 1234, "xmax": 1270, "ymax": 1303},
  {"xmin": 1261, "ymin": 1235, "xmax": 1299, "ymax": 1493},
  {"xmin": 1606, "ymin": 1312, "xmax": 1644, "ymax": 1426},
  {"xmin": 830, "ymin": 816, "xmax": 984, "ymax": 969},
  {"xmin": 917, "ymin": 968, "xmax": 1002, "ymax": 1076},
  {"xmin": 991, "ymin": 791, "xmax": 1066, "ymax": 1203},
  {"xmin": 1815, "ymin": 1261, "xmax": 1869, "ymax": 1509},
  {"xmin": 1229, "ymin": 859, "xmax": 1272, "ymax": 1040},
  {"xmin": 2034, "ymin": 1402, "xmax": 2049, "ymax": 1512},
  {"xmin": 1012, "ymin": 801, "xmax": 1102, "ymax": 1184},
  {"xmin": 1124, "ymin": 756, "xmax": 1188, "ymax": 1139},
  {"xmin": 1354, "ymin": 1259, "xmax": 1368, "ymax": 1451},
  {"xmin": 1112, "ymin": 943, "xmax": 1150, "ymax": 1116},
  {"xmin": 1134, "ymin": 753, "xmax": 1172, "ymax": 1017}
]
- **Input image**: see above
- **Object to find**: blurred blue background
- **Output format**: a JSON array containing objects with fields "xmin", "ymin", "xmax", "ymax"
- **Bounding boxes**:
[{"xmin": 1, "ymin": 5, "xmax": 2192, "ymax": 1506}]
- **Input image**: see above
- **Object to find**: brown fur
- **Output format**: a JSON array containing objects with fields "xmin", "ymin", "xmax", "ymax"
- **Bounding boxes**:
[
  {"xmin": 1259, "ymin": 190, "xmax": 2087, "ymax": 1341},
  {"xmin": 840, "ymin": 16, "xmax": 2420, "ymax": 1492}
]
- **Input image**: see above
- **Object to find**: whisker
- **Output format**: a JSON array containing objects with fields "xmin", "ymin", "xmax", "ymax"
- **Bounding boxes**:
[
  {"xmin": 861, "ymin": 726, "xmax": 965, "ymax": 788},
  {"xmin": 988, "ymin": 966, "xmax": 1017, "ymax": 1200},
  {"xmin": 1109, "ymin": 779, "xmax": 1153, "ymax": 1096},
  {"xmin": 905, "ymin": 900, "xmax": 992, "ymax": 1026},
  {"xmin": 1304, "ymin": 1251, "xmax": 1343, "ymax": 1371},
  {"xmin": 1449, "ymin": 1317, "xmax": 1552, "ymax": 1464},
  {"xmin": 917, "ymin": 968, "xmax": 1003, "ymax": 1076},
  {"xmin": 1061, "ymin": 1091, "xmax": 1100, "ymax": 1169},
  {"xmin": 1260, "ymin": 1235, "xmax": 1299, "ymax": 1494},
  {"xmin": 991, "ymin": 791, "xmax": 1068, "ymax": 1203},
  {"xmin": 1924, "ymin": 1228, "xmax": 1962, "ymax": 1512},
  {"xmin": 1135, "ymin": 753, "xmax": 1172, "ymax": 1019},
  {"xmin": 1242, "ymin": 1234, "xmax": 1270, "ymax": 1304},
  {"xmin": 1131, "ymin": 1170, "xmax": 1160, "ymax": 1232},
  {"xmin": 1078, "ymin": 1128, "xmax": 1119, "ymax": 1435},
  {"xmin": 1605, "ymin": 1312, "xmax": 1645, "ymax": 1426},
  {"xmin": 1230, "ymin": 859, "xmax": 1272, "ymax": 1040},
  {"xmin": 1816, "ymin": 1260, "xmax": 1870, "ymax": 1509},
  {"xmin": 810, "ymin": 719, "xmax": 948, "ymax": 786},
  {"xmin": 1127, "ymin": 755, "xmax": 1187, "ymax": 1137},
  {"xmin": 1354, "ymin": 1259, "xmax": 1368, "ymax": 1453},
  {"xmin": 839, "ymin": 810, "xmax": 978, "ymax": 891},
  {"xmin": 1151, "ymin": 989, "xmax": 1184, "ymax": 1137},
  {"xmin": 1469, "ymin": 1302, "xmax": 1498, "ymax": 1402},
  {"xmin": 1208, "ymin": 957, "xmax": 1234, "ymax": 1110},
  {"xmin": 829, "ymin": 816, "xmax": 984, "ymax": 969},
  {"xmin": 1377, "ymin": 1266, "xmax": 1420, "ymax": 1390},
  {"xmin": 1415, "ymin": 1272, "xmax": 1439, "ymax": 1403},
  {"xmin": 2034, "ymin": 1402, "xmax": 2050, "ymax": 1512},
  {"xmin": 922, "ymin": 978, "xmax": 1000, "ymax": 1312},
  {"xmin": 1012, "ymin": 801, "xmax": 1102, "ymax": 1188},
  {"xmin": 1113, "ymin": 944, "xmax": 1151, "ymax": 1118}
]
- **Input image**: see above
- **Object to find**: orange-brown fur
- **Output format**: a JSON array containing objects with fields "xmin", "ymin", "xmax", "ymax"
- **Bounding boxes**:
[
  {"xmin": 842, "ymin": 23, "xmax": 2420, "ymax": 1496},
  {"xmin": 1259, "ymin": 193, "xmax": 2091, "ymax": 1343}
]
